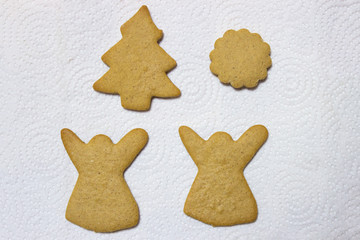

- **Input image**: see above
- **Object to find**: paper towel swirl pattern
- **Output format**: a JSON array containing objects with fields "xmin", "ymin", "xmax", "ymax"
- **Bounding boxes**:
[{"xmin": 1, "ymin": 0, "xmax": 359, "ymax": 239}]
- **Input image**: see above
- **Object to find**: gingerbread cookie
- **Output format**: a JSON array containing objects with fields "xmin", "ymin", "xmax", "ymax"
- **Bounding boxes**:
[
  {"xmin": 93, "ymin": 5, "xmax": 180, "ymax": 111},
  {"xmin": 61, "ymin": 128, "xmax": 148, "ymax": 232},
  {"xmin": 179, "ymin": 125, "xmax": 268, "ymax": 226},
  {"xmin": 210, "ymin": 29, "xmax": 272, "ymax": 89}
]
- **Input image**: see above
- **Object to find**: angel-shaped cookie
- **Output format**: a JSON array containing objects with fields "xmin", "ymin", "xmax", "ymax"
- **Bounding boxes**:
[
  {"xmin": 61, "ymin": 128, "xmax": 148, "ymax": 232},
  {"xmin": 179, "ymin": 125, "xmax": 268, "ymax": 226}
]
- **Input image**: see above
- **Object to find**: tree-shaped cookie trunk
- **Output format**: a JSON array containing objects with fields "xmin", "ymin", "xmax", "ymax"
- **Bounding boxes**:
[
  {"xmin": 93, "ymin": 5, "xmax": 180, "ymax": 111},
  {"xmin": 61, "ymin": 128, "xmax": 148, "ymax": 232}
]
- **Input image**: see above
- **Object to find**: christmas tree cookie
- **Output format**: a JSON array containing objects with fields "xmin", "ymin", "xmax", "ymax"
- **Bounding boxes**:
[
  {"xmin": 179, "ymin": 125, "xmax": 268, "ymax": 226},
  {"xmin": 93, "ymin": 6, "xmax": 180, "ymax": 111},
  {"xmin": 210, "ymin": 29, "xmax": 272, "ymax": 89},
  {"xmin": 61, "ymin": 128, "xmax": 148, "ymax": 232}
]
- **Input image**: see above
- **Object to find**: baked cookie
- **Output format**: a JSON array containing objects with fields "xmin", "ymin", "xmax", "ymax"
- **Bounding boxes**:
[
  {"xmin": 179, "ymin": 125, "xmax": 268, "ymax": 226},
  {"xmin": 93, "ymin": 5, "xmax": 180, "ymax": 111},
  {"xmin": 61, "ymin": 128, "xmax": 148, "ymax": 232},
  {"xmin": 210, "ymin": 29, "xmax": 271, "ymax": 89}
]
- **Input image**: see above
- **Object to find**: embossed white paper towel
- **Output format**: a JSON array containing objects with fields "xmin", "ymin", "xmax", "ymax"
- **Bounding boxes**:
[{"xmin": 1, "ymin": 0, "xmax": 359, "ymax": 239}]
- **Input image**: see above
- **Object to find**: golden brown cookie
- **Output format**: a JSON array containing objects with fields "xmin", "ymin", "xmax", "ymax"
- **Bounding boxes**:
[
  {"xmin": 179, "ymin": 125, "xmax": 268, "ymax": 226},
  {"xmin": 210, "ymin": 29, "xmax": 272, "ymax": 89},
  {"xmin": 61, "ymin": 128, "xmax": 148, "ymax": 232},
  {"xmin": 93, "ymin": 5, "xmax": 180, "ymax": 111}
]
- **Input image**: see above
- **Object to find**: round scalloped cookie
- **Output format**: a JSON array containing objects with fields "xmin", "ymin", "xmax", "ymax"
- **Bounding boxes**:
[{"xmin": 210, "ymin": 29, "xmax": 272, "ymax": 89}]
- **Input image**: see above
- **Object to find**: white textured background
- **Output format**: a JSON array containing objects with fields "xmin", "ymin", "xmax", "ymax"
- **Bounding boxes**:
[{"xmin": 1, "ymin": 0, "xmax": 360, "ymax": 239}]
